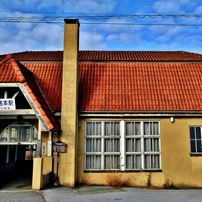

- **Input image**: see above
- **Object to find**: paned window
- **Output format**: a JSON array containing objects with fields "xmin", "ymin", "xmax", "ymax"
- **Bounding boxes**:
[
  {"xmin": 125, "ymin": 121, "xmax": 160, "ymax": 170},
  {"xmin": 85, "ymin": 121, "xmax": 120, "ymax": 170},
  {"xmin": 85, "ymin": 121, "xmax": 161, "ymax": 171},
  {"xmin": 0, "ymin": 123, "xmax": 38, "ymax": 144},
  {"xmin": 189, "ymin": 126, "xmax": 202, "ymax": 154}
]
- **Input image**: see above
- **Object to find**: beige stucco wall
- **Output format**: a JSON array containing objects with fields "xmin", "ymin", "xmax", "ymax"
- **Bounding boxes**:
[
  {"xmin": 32, "ymin": 157, "xmax": 43, "ymax": 190},
  {"xmin": 76, "ymin": 117, "xmax": 202, "ymax": 188},
  {"xmin": 32, "ymin": 156, "xmax": 53, "ymax": 190},
  {"xmin": 161, "ymin": 117, "xmax": 202, "ymax": 188}
]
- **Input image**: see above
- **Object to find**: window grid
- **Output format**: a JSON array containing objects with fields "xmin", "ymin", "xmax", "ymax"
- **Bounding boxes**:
[
  {"xmin": 104, "ymin": 121, "xmax": 120, "ymax": 169},
  {"xmin": 189, "ymin": 126, "xmax": 202, "ymax": 154},
  {"xmin": 0, "ymin": 123, "xmax": 38, "ymax": 143},
  {"xmin": 85, "ymin": 122, "xmax": 102, "ymax": 170},
  {"xmin": 85, "ymin": 121, "xmax": 121, "ymax": 170},
  {"xmin": 125, "ymin": 121, "xmax": 160, "ymax": 170},
  {"xmin": 85, "ymin": 121, "xmax": 161, "ymax": 171}
]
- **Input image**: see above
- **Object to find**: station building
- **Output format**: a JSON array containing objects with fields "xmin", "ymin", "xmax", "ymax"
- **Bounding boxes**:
[{"xmin": 1, "ymin": 19, "xmax": 202, "ymax": 189}]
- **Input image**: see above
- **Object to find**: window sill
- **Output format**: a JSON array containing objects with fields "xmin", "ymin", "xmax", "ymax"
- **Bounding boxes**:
[
  {"xmin": 84, "ymin": 169, "xmax": 162, "ymax": 173},
  {"xmin": 190, "ymin": 153, "xmax": 202, "ymax": 156}
]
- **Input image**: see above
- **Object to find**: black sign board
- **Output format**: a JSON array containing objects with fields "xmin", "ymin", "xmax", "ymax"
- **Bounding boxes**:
[{"xmin": 53, "ymin": 141, "xmax": 67, "ymax": 153}]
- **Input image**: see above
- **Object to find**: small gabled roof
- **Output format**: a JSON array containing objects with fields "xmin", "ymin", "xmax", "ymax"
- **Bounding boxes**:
[{"xmin": 0, "ymin": 54, "xmax": 60, "ymax": 131}]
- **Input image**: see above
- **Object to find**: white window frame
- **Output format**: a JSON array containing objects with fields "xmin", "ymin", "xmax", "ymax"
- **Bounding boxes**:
[
  {"xmin": 125, "ymin": 121, "xmax": 161, "ymax": 171},
  {"xmin": 103, "ymin": 121, "xmax": 121, "ymax": 170},
  {"xmin": 189, "ymin": 126, "xmax": 202, "ymax": 155},
  {"xmin": 0, "ymin": 122, "xmax": 38, "ymax": 145},
  {"xmin": 85, "ymin": 121, "xmax": 121, "ymax": 170},
  {"xmin": 85, "ymin": 120, "xmax": 161, "ymax": 171},
  {"xmin": 85, "ymin": 121, "xmax": 102, "ymax": 170}
]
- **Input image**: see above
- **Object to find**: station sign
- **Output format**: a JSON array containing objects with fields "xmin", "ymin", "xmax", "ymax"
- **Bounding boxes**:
[{"xmin": 0, "ymin": 99, "xmax": 16, "ymax": 110}]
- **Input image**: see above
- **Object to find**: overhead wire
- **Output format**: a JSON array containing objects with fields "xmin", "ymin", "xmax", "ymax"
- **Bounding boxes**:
[
  {"xmin": 0, "ymin": 14, "xmax": 202, "ymax": 26},
  {"xmin": 0, "ymin": 10, "xmax": 202, "ymax": 18}
]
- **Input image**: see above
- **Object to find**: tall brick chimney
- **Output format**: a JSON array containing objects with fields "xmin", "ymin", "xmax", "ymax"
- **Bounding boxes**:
[{"xmin": 60, "ymin": 19, "xmax": 79, "ymax": 187}]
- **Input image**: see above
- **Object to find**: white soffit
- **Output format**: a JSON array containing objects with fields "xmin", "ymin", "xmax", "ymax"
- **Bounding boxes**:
[
  {"xmin": 19, "ymin": 84, "xmax": 49, "ymax": 131},
  {"xmin": 0, "ymin": 83, "xmax": 49, "ymax": 131}
]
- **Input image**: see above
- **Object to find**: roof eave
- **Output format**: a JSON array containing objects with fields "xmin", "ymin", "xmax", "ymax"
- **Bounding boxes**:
[{"xmin": 79, "ymin": 110, "xmax": 202, "ymax": 117}]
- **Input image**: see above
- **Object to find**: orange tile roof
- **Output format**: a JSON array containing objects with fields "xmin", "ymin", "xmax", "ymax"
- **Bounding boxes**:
[
  {"xmin": 78, "ymin": 62, "xmax": 202, "ymax": 112},
  {"xmin": 0, "ymin": 55, "xmax": 60, "ymax": 130},
  {"xmin": 22, "ymin": 63, "xmax": 62, "ymax": 111},
  {"xmin": 1, "ymin": 50, "xmax": 202, "ymax": 114}
]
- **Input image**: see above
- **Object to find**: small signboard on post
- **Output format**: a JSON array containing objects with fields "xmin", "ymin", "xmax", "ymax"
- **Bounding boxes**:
[
  {"xmin": 53, "ymin": 140, "xmax": 67, "ymax": 186},
  {"xmin": 53, "ymin": 141, "xmax": 67, "ymax": 153}
]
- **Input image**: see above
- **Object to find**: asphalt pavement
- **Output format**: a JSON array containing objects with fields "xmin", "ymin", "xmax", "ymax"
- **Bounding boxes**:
[
  {"xmin": 41, "ymin": 185, "xmax": 202, "ymax": 202},
  {"xmin": 1, "ymin": 180, "xmax": 202, "ymax": 202},
  {"xmin": 1, "ymin": 186, "xmax": 202, "ymax": 202}
]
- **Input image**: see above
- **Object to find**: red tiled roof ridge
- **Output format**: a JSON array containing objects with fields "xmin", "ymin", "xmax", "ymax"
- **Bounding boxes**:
[
  {"xmin": 6, "ymin": 50, "xmax": 199, "ymax": 53},
  {"xmin": 1, "ymin": 50, "xmax": 202, "ymax": 62},
  {"xmin": 79, "ymin": 50, "xmax": 202, "ymax": 61}
]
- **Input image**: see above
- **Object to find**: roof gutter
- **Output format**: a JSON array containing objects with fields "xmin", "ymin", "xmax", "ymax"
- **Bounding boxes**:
[{"xmin": 79, "ymin": 111, "xmax": 202, "ymax": 117}]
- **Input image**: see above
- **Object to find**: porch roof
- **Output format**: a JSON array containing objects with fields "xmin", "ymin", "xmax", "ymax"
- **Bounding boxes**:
[{"xmin": 0, "ymin": 54, "xmax": 60, "ymax": 131}]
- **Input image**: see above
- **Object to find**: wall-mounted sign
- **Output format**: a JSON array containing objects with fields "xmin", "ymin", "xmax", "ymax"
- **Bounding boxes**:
[
  {"xmin": 53, "ymin": 141, "xmax": 67, "ymax": 153},
  {"xmin": 0, "ymin": 99, "xmax": 16, "ymax": 110}
]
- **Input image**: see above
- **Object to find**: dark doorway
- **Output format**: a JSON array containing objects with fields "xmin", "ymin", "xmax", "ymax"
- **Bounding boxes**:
[{"xmin": 0, "ymin": 145, "xmax": 35, "ymax": 189}]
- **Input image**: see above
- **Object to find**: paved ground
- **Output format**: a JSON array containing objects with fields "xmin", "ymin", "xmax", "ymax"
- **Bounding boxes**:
[
  {"xmin": 41, "ymin": 186, "xmax": 202, "ymax": 202},
  {"xmin": 1, "ymin": 178, "xmax": 202, "ymax": 202},
  {"xmin": 0, "ymin": 176, "xmax": 44, "ymax": 202}
]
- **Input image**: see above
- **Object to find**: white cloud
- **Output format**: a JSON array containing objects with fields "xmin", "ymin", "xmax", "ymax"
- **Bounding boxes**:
[
  {"xmin": 152, "ymin": 0, "xmax": 198, "ymax": 14},
  {"xmin": 36, "ymin": 0, "xmax": 63, "ymax": 10},
  {"xmin": 0, "ymin": 25, "xmax": 20, "ymax": 54},
  {"xmin": 153, "ymin": 1, "xmax": 181, "ymax": 13},
  {"xmin": 106, "ymin": 32, "xmax": 140, "ymax": 44},
  {"xmin": 80, "ymin": 18, "xmax": 144, "ymax": 50},
  {"xmin": 0, "ymin": 22, "xmax": 64, "ymax": 54},
  {"xmin": 35, "ymin": 0, "xmax": 116, "ymax": 13},
  {"xmin": 80, "ymin": 31, "xmax": 106, "ymax": 50},
  {"xmin": 0, "ymin": 0, "xmax": 41, "ymax": 11},
  {"xmin": 194, "ymin": 5, "xmax": 202, "ymax": 13},
  {"xmin": 32, "ymin": 24, "xmax": 63, "ymax": 48},
  {"xmin": 0, "ymin": 0, "xmax": 202, "ymax": 54},
  {"xmin": 0, "ymin": 0, "xmax": 116, "ymax": 14},
  {"xmin": 15, "ymin": 23, "xmax": 33, "ymax": 31},
  {"xmin": 71, "ymin": 0, "xmax": 116, "ymax": 13},
  {"xmin": 150, "ymin": 26, "xmax": 182, "ymax": 42}
]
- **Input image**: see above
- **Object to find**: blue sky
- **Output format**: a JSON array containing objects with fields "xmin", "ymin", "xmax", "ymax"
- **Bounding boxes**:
[{"xmin": 0, "ymin": 0, "xmax": 202, "ymax": 54}]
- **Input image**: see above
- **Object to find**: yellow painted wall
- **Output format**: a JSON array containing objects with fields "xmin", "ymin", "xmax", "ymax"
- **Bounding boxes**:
[
  {"xmin": 161, "ymin": 117, "xmax": 202, "ymax": 188},
  {"xmin": 76, "ymin": 117, "xmax": 202, "ymax": 188},
  {"xmin": 32, "ymin": 157, "xmax": 43, "ymax": 190}
]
